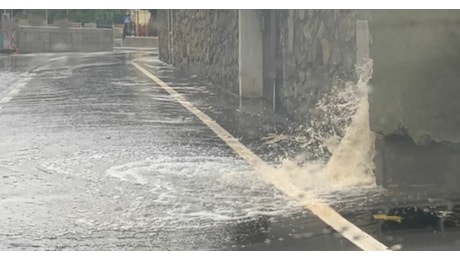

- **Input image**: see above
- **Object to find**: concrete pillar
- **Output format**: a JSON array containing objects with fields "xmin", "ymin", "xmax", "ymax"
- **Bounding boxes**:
[{"xmin": 239, "ymin": 10, "xmax": 263, "ymax": 103}]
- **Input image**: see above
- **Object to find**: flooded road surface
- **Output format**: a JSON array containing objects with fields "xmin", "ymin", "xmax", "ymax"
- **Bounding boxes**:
[
  {"xmin": 0, "ymin": 51, "xmax": 358, "ymax": 250},
  {"xmin": 1, "ymin": 50, "xmax": 460, "ymax": 251}
]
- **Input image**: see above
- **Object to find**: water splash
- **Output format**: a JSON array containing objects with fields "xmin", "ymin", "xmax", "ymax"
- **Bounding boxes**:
[
  {"xmin": 267, "ymin": 59, "xmax": 376, "ymax": 195},
  {"xmin": 324, "ymin": 59, "xmax": 375, "ymax": 188},
  {"xmin": 104, "ymin": 156, "xmax": 301, "ymax": 224}
]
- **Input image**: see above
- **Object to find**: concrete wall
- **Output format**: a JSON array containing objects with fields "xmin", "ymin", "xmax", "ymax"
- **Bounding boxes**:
[
  {"xmin": 158, "ymin": 10, "xmax": 239, "ymax": 94},
  {"xmin": 1, "ymin": 13, "xmax": 14, "ymax": 50},
  {"xmin": 16, "ymin": 26, "xmax": 113, "ymax": 53},
  {"xmin": 369, "ymin": 10, "xmax": 460, "ymax": 191}
]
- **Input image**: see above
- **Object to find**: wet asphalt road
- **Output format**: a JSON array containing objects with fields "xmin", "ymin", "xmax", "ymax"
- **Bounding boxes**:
[
  {"xmin": 1, "ymin": 50, "xmax": 460, "ymax": 251},
  {"xmin": 0, "ymin": 50, "xmax": 358, "ymax": 251}
]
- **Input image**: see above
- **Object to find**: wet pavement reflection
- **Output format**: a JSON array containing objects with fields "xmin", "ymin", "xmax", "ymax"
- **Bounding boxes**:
[
  {"xmin": 0, "ymin": 49, "xmax": 358, "ymax": 250},
  {"xmin": 1, "ymin": 49, "xmax": 460, "ymax": 251}
]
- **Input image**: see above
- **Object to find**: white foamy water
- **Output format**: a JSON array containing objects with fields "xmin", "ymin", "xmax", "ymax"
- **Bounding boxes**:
[
  {"xmin": 105, "ymin": 155, "xmax": 301, "ymax": 224},
  {"xmin": 0, "ymin": 72, "xmax": 21, "ymax": 93},
  {"xmin": 324, "ymin": 91, "xmax": 375, "ymax": 188},
  {"xmin": 106, "ymin": 162, "xmax": 149, "ymax": 185},
  {"xmin": 266, "ymin": 59, "xmax": 376, "ymax": 197}
]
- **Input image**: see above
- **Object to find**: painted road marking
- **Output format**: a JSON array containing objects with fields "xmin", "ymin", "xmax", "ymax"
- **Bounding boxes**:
[
  {"xmin": 0, "ymin": 96, "xmax": 12, "ymax": 104},
  {"xmin": 132, "ymin": 62, "xmax": 389, "ymax": 251},
  {"xmin": 0, "ymin": 73, "xmax": 32, "ymax": 110}
]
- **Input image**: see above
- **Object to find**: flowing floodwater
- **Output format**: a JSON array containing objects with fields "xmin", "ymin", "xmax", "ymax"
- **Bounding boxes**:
[
  {"xmin": 132, "ymin": 52, "xmax": 380, "ymax": 203},
  {"xmin": 2, "ymin": 50, "xmax": 397, "ymax": 250},
  {"xmin": 1, "ymin": 51, "xmax": 313, "ymax": 250}
]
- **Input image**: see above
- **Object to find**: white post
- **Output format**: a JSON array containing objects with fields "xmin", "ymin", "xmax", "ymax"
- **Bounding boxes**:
[{"xmin": 238, "ymin": 10, "xmax": 263, "ymax": 103}]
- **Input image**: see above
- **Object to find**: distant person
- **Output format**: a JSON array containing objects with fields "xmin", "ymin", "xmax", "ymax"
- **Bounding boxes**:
[{"xmin": 122, "ymin": 11, "xmax": 132, "ymax": 42}]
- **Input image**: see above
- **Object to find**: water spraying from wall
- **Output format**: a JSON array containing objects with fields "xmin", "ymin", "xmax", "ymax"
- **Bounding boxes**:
[
  {"xmin": 324, "ymin": 59, "xmax": 375, "ymax": 188},
  {"xmin": 266, "ymin": 59, "xmax": 376, "ymax": 196}
]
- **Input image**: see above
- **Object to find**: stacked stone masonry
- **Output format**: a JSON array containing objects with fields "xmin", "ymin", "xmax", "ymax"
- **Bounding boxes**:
[
  {"xmin": 278, "ymin": 10, "xmax": 358, "ymax": 121},
  {"xmin": 158, "ymin": 10, "xmax": 239, "ymax": 95},
  {"xmin": 158, "ymin": 10, "xmax": 358, "ymax": 123}
]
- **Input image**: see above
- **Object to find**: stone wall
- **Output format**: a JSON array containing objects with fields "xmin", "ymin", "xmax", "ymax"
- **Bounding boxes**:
[
  {"xmin": 156, "ymin": 9, "xmax": 364, "ymax": 163},
  {"xmin": 157, "ymin": 10, "xmax": 169, "ymax": 62},
  {"xmin": 147, "ymin": 10, "xmax": 159, "ymax": 36},
  {"xmin": 158, "ymin": 10, "xmax": 360, "ymax": 120},
  {"xmin": 277, "ymin": 10, "xmax": 359, "ymax": 122},
  {"xmin": 158, "ymin": 10, "xmax": 239, "ymax": 94}
]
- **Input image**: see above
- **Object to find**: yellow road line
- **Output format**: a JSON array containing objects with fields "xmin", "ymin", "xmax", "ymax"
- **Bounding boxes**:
[
  {"xmin": 0, "ymin": 73, "xmax": 32, "ymax": 108},
  {"xmin": 373, "ymin": 214, "xmax": 403, "ymax": 223},
  {"xmin": 131, "ymin": 62, "xmax": 389, "ymax": 251}
]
